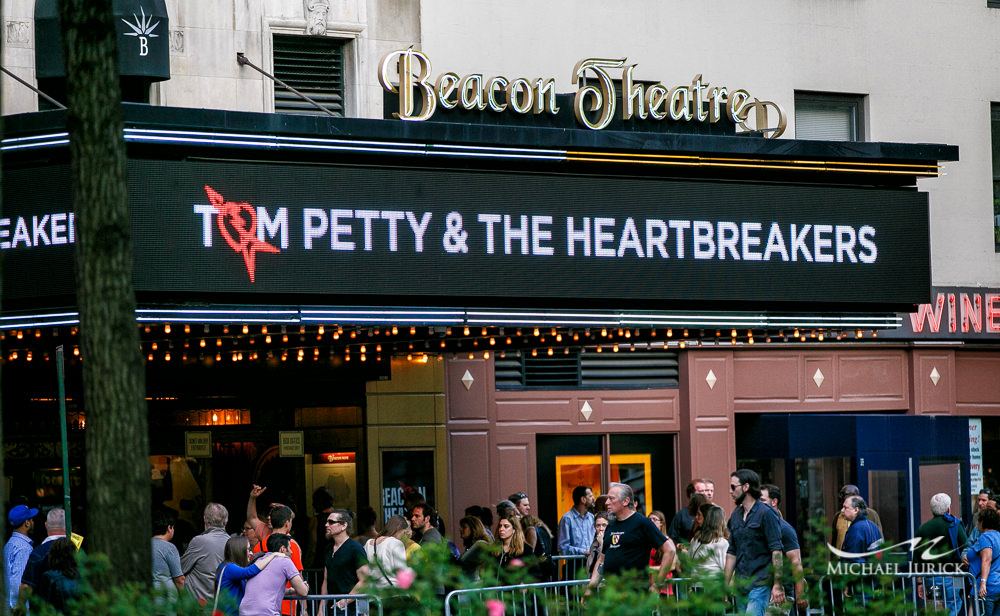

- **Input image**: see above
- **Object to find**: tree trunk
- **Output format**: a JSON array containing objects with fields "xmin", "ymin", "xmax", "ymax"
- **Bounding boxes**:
[{"xmin": 58, "ymin": 0, "xmax": 151, "ymax": 586}]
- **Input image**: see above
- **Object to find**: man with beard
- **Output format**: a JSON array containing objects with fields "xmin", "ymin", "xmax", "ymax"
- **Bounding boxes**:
[
  {"xmin": 584, "ymin": 483, "xmax": 675, "ymax": 599},
  {"xmin": 725, "ymin": 469, "xmax": 784, "ymax": 616},
  {"xmin": 321, "ymin": 510, "xmax": 366, "ymax": 616}
]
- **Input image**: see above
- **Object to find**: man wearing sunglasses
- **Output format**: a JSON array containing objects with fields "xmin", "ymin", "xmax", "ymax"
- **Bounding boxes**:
[
  {"xmin": 725, "ymin": 469, "xmax": 785, "ymax": 616},
  {"xmin": 321, "ymin": 511, "xmax": 365, "ymax": 615}
]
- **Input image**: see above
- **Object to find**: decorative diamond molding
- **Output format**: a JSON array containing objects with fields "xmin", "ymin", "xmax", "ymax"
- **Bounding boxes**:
[
  {"xmin": 705, "ymin": 370, "xmax": 717, "ymax": 390},
  {"xmin": 929, "ymin": 367, "xmax": 941, "ymax": 386},
  {"xmin": 580, "ymin": 401, "xmax": 593, "ymax": 421},
  {"xmin": 461, "ymin": 369, "xmax": 474, "ymax": 391},
  {"xmin": 813, "ymin": 369, "xmax": 825, "ymax": 388}
]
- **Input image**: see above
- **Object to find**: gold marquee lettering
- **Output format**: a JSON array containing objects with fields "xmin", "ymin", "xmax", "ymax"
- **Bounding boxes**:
[{"xmin": 378, "ymin": 49, "xmax": 786, "ymax": 138}]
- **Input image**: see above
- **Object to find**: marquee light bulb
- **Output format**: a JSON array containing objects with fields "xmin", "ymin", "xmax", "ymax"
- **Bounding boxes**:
[
  {"xmin": 164, "ymin": 324, "xmax": 171, "ymax": 334},
  {"xmin": 464, "ymin": 327, "xmax": 470, "ymax": 336},
  {"xmin": 319, "ymin": 326, "xmax": 325, "ymax": 335},
  {"xmin": 410, "ymin": 327, "xmax": 416, "ymax": 335},
  {"xmin": 533, "ymin": 328, "xmax": 540, "ymax": 336},
  {"xmin": 601, "ymin": 328, "xmax": 607, "ymax": 337},
  {"xmin": 392, "ymin": 327, "xmax": 399, "ymax": 335}
]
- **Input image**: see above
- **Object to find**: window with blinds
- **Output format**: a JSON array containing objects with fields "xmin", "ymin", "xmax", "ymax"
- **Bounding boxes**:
[
  {"xmin": 495, "ymin": 351, "xmax": 679, "ymax": 390},
  {"xmin": 794, "ymin": 92, "xmax": 865, "ymax": 141},
  {"xmin": 272, "ymin": 35, "xmax": 346, "ymax": 116}
]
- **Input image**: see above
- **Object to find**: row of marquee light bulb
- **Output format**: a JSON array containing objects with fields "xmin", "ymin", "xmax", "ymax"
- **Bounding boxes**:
[{"xmin": 0, "ymin": 324, "xmax": 879, "ymax": 363}]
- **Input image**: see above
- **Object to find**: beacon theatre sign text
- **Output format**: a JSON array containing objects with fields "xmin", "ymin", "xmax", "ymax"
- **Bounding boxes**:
[{"xmin": 379, "ymin": 48, "xmax": 786, "ymax": 136}]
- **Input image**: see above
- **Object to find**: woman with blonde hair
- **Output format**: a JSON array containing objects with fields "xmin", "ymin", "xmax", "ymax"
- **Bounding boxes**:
[{"xmin": 687, "ymin": 504, "xmax": 729, "ymax": 576}]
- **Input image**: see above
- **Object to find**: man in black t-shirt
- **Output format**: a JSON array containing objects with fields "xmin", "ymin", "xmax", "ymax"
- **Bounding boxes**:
[
  {"xmin": 584, "ymin": 483, "xmax": 675, "ymax": 598},
  {"xmin": 322, "ymin": 510, "xmax": 366, "ymax": 616}
]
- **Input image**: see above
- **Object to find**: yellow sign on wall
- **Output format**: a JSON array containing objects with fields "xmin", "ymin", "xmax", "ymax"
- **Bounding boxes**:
[{"xmin": 279, "ymin": 431, "xmax": 304, "ymax": 457}]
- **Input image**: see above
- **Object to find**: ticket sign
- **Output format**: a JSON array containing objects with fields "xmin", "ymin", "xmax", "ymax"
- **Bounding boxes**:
[
  {"xmin": 3, "ymin": 159, "xmax": 931, "ymax": 310},
  {"xmin": 185, "ymin": 431, "xmax": 211, "ymax": 458},
  {"xmin": 279, "ymin": 431, "xmax": 304, "ymax": 457}
]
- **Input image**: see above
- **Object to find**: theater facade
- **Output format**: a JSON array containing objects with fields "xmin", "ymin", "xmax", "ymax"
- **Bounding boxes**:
[{"xmin": 3, "ymin": 0, "xmax": 999, "ymax": 548}]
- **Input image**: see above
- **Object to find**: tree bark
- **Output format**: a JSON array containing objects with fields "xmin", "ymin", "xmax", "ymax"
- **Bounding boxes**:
[{"xmin": 58, "ymin": 0, "xmax": 151, "ymax": 586}]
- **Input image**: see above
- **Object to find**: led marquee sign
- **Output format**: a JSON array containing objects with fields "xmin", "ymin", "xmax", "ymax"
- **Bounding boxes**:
[{"xmin": 3, "ymin": 159, "xmax": 929, "ymax": 310}]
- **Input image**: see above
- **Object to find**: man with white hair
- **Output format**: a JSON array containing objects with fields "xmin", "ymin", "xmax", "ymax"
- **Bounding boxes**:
[
  {"xmin": 914, "ymin": 493, "xmax": 967, "ymax": 616},
  {"xmin": 584, "ymin": 482, "xmax": 675, "ymax": 599},
  {"xmin": 180, "ymin": 502, "xmax": 230, "ymax": 601},
  {"xmin": 22, "ymin": 508, "xmax": 66, "ymax": 592}
]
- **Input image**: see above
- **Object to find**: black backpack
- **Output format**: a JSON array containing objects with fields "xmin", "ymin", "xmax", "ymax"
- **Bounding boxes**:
[{"xmin": 533, "ymin": 524, "xmax": 555, "ymax": 581}]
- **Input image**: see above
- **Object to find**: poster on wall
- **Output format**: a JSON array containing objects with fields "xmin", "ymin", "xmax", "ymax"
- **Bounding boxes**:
[
  {"xmin": 311, "ymin": 453, "xmax": 357, "ymax": 516},
  {"xmin": 381, "ymin": 450, "xmax": 434, "ymax": 524},
  {"xmin": 970, "ymin": 418, "xmax": 983, "ymax": 494}
]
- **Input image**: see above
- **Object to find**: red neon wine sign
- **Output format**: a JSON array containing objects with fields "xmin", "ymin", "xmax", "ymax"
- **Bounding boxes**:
[{"xmin": 204, "ymin": 186, "xmax": 280, "ymax": 282}]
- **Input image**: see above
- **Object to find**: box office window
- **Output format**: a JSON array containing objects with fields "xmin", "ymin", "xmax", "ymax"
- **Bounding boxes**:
[
  {"xmin": 272, "ymin": 34, "xmax": 347, "ymax": 116},
  {"xmin": 992, "ymin": 104, "xmax": 1000, "ymax": 251},
  {"xmin": 794, "ymin": 91, "xmax": 865, "ymax": 141}
]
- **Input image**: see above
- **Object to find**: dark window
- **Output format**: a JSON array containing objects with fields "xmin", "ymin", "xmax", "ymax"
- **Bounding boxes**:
[
  {"xmin": 495, "ymin": 351, "xmax": 679, "ymax": 390},
  {"xmin": 992, "ymin": 104, "xmax": 1000, "ymax": 251},
  {"xmin": 794, "ymin": 91, "xmax": 865, "ymax": 141},
  {"xmin": 990, "ymin": 0, "xmax": 1000, "ymax": 8},
  {"xmin": 272, "ymin": 34, "xmax": 346, "ymax": 116}
]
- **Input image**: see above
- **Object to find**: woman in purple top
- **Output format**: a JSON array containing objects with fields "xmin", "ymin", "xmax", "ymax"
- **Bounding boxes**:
[{"xmin": 214, "ymin": 536, "xmax": 283, "ymax": 615}]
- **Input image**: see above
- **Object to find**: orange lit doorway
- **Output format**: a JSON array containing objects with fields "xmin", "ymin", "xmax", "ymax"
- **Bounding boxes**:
[{"xmin": 536, "ymin": 433, "xmax": 676, "ymax": 530}]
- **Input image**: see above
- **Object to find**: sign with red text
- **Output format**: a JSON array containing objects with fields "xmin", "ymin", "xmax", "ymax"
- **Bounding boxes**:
[{"xmin": 880, "ymin": 287, "xmax": 1000, "ymax": 339}]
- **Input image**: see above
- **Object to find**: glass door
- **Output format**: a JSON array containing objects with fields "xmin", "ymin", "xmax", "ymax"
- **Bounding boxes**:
[{"xmin": 537, "ymin": 433, "xmax": 675, "ymax": 529}]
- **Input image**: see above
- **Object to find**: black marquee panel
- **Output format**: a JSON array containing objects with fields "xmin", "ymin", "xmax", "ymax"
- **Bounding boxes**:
[{"xmin": 3, "ymin": 158, "xmax": 930, "ymax": 310}]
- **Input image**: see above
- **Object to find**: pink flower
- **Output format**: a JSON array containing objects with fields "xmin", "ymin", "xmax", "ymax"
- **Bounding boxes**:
[
  {"xmin": 397, "ymin": 568, "xmax": 415, "ymax": 589},
  {"xmin": 486, "ymin": 599, "xmax": 505, "ymax": 616},
  {"xmin": 510, "ymin": 559, "xmax": 524, "ymax": 568}
]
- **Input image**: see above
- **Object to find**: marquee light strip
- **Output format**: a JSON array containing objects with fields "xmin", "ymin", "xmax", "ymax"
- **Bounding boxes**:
[
  {"xmin": 1, "ymin": 127, "xmax": 942, "ymax": 176},
  {"xmin": 0, "ymin": 307, "xmax": 904, "ymax": 331}
]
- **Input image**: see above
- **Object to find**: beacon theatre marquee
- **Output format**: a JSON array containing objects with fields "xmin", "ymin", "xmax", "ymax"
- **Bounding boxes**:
[{"xmin": 0, "ymin": 51, "xmax": 954, "ymax": 316}]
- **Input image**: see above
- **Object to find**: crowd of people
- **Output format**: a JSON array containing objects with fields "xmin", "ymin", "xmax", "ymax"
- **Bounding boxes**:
[{"xmin": 4, "ymin": 472, "xmax": 998, "ymax": 616}]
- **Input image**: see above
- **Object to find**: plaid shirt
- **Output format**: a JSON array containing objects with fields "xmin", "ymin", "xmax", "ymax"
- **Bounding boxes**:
[{"xmin": 4, "ymin": 532, "xmax": 34, "ymax": 609}]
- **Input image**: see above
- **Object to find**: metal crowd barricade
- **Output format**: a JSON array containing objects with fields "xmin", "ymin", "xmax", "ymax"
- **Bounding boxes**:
[
  {"xmin": 444, "ymin": 579, "xmax": 589, "ymax": 616},
  {"xmin": 552, "ymin": 555, "xmax": 588, "ymax": 581},
  {"xmin": 303, "ymin": 568, "xmax": 325, "ymax": 592},
  {"xmin": 817, "ymin": 570, "xmax": 981, "ymax": 616},
  {"xmin": 290, "ymin": 593, "xmax": 383, "ymax": 616}
]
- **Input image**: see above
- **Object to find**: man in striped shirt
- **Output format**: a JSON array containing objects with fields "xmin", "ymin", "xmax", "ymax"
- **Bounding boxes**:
[{"xmin": 4, "ymin": 504, "xmax": 38, "ymax": 609}]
